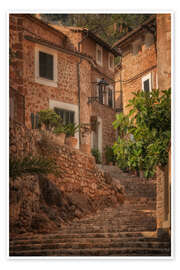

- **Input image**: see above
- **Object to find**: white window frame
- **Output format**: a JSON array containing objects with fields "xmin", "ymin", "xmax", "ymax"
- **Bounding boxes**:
[
  {"xmin": 49, "ymin": 99, "xmax": 79, "ymax": 149},
  {"xmin": 142, "ymin": 73, "xmax": 152, "ymax": 92},
  {"xmin": 35, "ymin": 44, "xmax": 58, "ymax": 87},
  {"xmin": 96, "ymin": 44, "xmax": 103, "ymax": 66},
  {"xmin": 108, "ymin": 53, "xmax": 114, "ymax": 72}
]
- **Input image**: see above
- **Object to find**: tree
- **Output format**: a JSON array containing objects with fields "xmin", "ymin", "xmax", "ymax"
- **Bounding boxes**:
[
  {"xmin": 39, "ymin": 14, "xmax": 152, "ymax": 46},
  {"xmin": 113, "ymin": 89, "xmax": 171, "ymax": 178}
]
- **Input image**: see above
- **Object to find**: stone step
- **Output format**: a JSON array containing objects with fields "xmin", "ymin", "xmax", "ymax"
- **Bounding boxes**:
[
  {"xmin": 10, "ymin": 236, "xmax": 169, "ymax": 245},
  {"xmin": 57, "ymin": 226, "xmax": 156, "ymax": 233},
  {"xmin": 10, "ymin": 231, "xmax": 152, "ymax": 241},
  {"xmin": 10, "ymin": 240, "xmax": 170, "ymax": 252},
  {"xmin": 9, "ymin": 247, "xmax": 171, "ymax": 257}
]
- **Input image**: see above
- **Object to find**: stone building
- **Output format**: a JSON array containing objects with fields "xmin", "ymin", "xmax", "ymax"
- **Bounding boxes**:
[
  {"xmin": 113, "ymin": 15, "xmax": 157, "ymax": 114},
  {"xmin": 9, "ymin": 14, "xmax": 120, "ymax": 162},
  {"xmin": 113, "ymin": 14, "xmax": 171, "ymax": 236}
]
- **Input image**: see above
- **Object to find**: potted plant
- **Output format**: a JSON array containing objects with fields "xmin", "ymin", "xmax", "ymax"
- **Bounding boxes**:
[
  {"xmin": 38, "ymin": 109, "xmax": 61, "ymax": 131},
  {"xmin": 53, "ymin": 124, "xmax": 66, "ymax": 145},
  {"xmin": 64, "ymin": 123, "xmax": 80, "ymax": 148},
  {"xmin": 91, "ymin": 148, "xmax": 101, "ymax": 164}
]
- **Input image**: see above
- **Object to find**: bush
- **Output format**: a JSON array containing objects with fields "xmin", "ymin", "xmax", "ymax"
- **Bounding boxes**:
[
  {"xmin": 104, "ymin": 145, "xmax": 116, "ymax": 165},
  {"xmin": 91, "ymin": 148, "xmax": 101, "ymax": 164},
  {"xmin": 38, "ymin": 109, "xmax": 62, "ymax": 130},
  {"xmin": 113, "ymin": 89, "xmax": 171, "ymax": 178},
  {"xmin": 64, "ymin": 123, "xmax": 80, "ymax": 137},
  {"xmin": 10, "ymin": 155, "xmax": 61, "ymax": 179}
]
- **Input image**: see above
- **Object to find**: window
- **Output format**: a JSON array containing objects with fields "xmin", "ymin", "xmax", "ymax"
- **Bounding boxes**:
[
  {"xmin": 142, "ymin": 73, "xmax": 152, "ymax": 92},
  {"xmin": 107, "ymin": 86, "xmax": 114, "ymax": 108},
  {"xmin": 54, "ymin": 107, "xmax": 75, "ymax": 125},
  {"xmin": 39, "ymin": 51, "xmax": 53, "ymax": 80},
  {"xmin": 98, "ymin": 86, "xmax": 104, "ymax": 104},
  {"xmin": 108, "ymin": 89, "xmax": 113, "ymax": 107},
  {"xmin": 96, "ymin": 44, "xmax": 103, "ymax": 66},
  {"xmin": 35, "ymin": 45, "xmax": 57, "ymax": 87},
  {"xmin": 108, "ymin": 53, "xmax": 114, "ymax": 71}
]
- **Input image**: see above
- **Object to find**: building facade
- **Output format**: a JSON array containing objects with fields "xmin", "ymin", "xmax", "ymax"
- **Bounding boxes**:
[
  {"xmin": 9, "ymin": 14, "xmax": 120, "ymax": 162},
  {"xmin": 113, "ymin": 15, "xmax": 157, "ymax": 114},
  {"xmin": 113, "ymin": 14, "xmax": 171, "ymax": 236}
]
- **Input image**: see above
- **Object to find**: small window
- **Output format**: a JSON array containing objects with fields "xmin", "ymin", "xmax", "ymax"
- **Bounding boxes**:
[
  {"xmin": 39, "ymin": 51, "xmax": 54, "ymax": 80},
  {"xmin": 143, "ymin": 79, "xmax": 150, "ymax": 92},
  {"xmin": 108, "ymin": 53, "xmax": 114, "ymax": 71},
  {"xmin": 54, "ymin": 107, "xmax": 74, "ymax": 125},
  {"xmin": 98, "ymin": 86, "xmax": 104, "ymax": 104},
  {"xmin": 35, "ymin": 45, "xmax": 57, "ymax": 87},
  {"xmin": 96, "ymin": 44, "xmax": 103, "ymax": 66},
  {"xmin": 142, "ymin": 73, "xmax": 152, "ymax": 92},
  {"xmin": 108, "ymin": 89, "xmax": 113, "ymax": 107}
]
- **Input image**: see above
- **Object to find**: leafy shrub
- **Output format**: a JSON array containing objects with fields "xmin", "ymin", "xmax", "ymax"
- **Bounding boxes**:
[
  {"xmin": 113, "ymin": 89, "xmax": 171, "ymax": 178},
  {"xmin": 91, "ymin": 148, "xmax": 101, "ymax": 164},
  {"xmin": 64, "ymin": 123, "xmax": 80, "ymax": 137},
  {"xmin": 104, "ymin": 145, "xmax": 116, "ymax": 165},
  {"xmin": 10, "ymin": 155, "xmax": 61, "ymax": 179},
  {"xmin": 53, "ymin": 124, "xmax": 66, "ymax": 135},
  {"xmin": 38, "ymin": 109, "xmax": 62, "ymax": 130}
]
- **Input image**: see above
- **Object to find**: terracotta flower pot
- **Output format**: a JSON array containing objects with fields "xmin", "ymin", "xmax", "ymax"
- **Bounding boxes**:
[
  {"xmin": 65, "ymin": 136, "xmax": 77, "ymax": 148},
  {"xmin": 54, "ymin": 133, "xmax": 66, "ymax": 145},
  {"xmin": 80, "ymin": 143, "xmax": 91, "ymax": 154}
]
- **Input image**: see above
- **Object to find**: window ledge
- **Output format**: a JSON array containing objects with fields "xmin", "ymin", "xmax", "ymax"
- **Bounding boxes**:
[{"xmin": 35, "ymin": 76, "xmax": 58, "ymax": 88}]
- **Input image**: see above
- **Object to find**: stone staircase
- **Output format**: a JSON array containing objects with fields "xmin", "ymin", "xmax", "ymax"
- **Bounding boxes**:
[{"xmin": 9, "ymin": 166, "xmax": 171, "ymax": 257}]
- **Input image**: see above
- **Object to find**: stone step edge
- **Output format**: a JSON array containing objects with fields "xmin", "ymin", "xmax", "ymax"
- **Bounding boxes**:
[
  {"xmin": 9, "ymin": 247, "xmax": 171, "ymax": 256},
  {"xmin": 10, "ymin": 231, "xmax": 157, "ymax": 241}
]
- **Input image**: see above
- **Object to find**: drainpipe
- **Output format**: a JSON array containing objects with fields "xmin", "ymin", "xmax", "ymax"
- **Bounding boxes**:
[
  {"xmin": 119, "ymin": 56, "xmax": 123, "ymax": 112},
  {"xmin": 77, "ymin": 58, "xmax": 82, "ymax": 145},
  {"xmin": 77, "ymin": 32, "xmax": 89, "ymax": 146}
]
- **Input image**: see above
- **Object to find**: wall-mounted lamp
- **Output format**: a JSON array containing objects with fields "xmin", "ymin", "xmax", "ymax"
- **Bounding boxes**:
[{"xmin": 88, "ymin": 78, "xmax": 109, "ymax": 104}]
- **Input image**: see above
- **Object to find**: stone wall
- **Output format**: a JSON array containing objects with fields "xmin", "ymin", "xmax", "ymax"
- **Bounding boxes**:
[
  {"xmin": 9, "ymin": 121, "xmax": 124, "ymax": 234},
  {"xmin": 115, "ymin": 32, "xmax": 157, "ymax": 115},
  {"xmin": 156, "ymin": 14, "xmax": 171, "ymax": 235},
  {"xmin": 38, "ymin": 134, "xmax": 122, "ymax": 204},
  {"xmin": 9, "ymin": 120, "xmax": 41, "ymax": 159},
  {"xmin": 156, "ymin": 14, "xmax": 171, "ymax": 90}
]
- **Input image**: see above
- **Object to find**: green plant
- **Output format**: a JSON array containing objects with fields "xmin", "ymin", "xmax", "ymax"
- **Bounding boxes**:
[
  {"xmin": 10, "ymin": 155, "xmax": 61, "ymax": 179},
  {"xmin": 38, "ymin": 109, "xmax": 62, "ymax": 130},
  {"xmin": 64, "ymin": 123, "xmax": 80, "ymax": 137},
  {"xmin": 113, "ymin": 89, "xmax": 171, "ymax": 178},
  {"xmin": 53, "ymin": 124, "xmax": 65, "ymax": 135},
  {"xmin": 91, "ymin": 148, "xmax": 101, "ymax": 164},
  {"xmin": 104, "ymin": 145, "xmax": 116, "ymax": 165}
]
